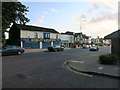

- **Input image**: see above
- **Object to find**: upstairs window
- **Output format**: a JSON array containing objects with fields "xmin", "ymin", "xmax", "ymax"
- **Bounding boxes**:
[
  {"xmin": 44, "ymin": 33, "xmax": 50, "ymax": 39},
  {"xmin": 56, "ymin": 34, "xmax": 58, "ymax": 39},
  {"xmin": 35, "ymin": 33, "xmax": 38, "ymax": 38}
]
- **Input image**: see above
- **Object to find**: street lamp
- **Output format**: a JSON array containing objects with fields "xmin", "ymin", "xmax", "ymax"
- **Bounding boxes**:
[
  {"xmin": 79, "ymin": 19, "xmax": 86, "ymax": 48},
  {"xmin": 80, "ymin": 19, "xmax": 86, "ymax": 33}
]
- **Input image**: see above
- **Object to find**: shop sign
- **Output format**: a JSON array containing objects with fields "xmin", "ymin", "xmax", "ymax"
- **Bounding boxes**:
[
  {"xmin": 61, "ymin": 40, "xmax": 69, "ymax": 43},
  {"xmin": 21, "ymin": 38, "xmax": 61, "ymax": 43}
]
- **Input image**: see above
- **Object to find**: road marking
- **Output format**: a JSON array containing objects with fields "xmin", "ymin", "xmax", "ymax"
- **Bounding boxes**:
[
  {"xmin": 63, "ymin": 61, "xmax": 68, "ymax": 65},
  {"xmin": 63, "ymin": 60, "xmax": 71, "ymax": 65},
  {"xmin": 70, "ymin": 61, "xmax": 85, "ymax": 63},
  {"xmin": 98, "ymin": 67, "xmax": 103, "ymax": 70}
]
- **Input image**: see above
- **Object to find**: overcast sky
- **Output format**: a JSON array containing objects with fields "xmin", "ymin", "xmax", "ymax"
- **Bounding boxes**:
[{"xmin": 18, "ymin": 0, "xmax": 119, "ymax": 38}]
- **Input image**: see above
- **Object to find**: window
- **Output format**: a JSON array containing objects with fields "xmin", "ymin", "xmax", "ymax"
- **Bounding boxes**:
[
  {"xmin": 46, "ymin": 34, "xmax": 48, "ymax": 38},
  {"xmin": 12, "ymin": 46, "xmax": 17, "ymax": 49},
  {"xmin": 47, "ymin": 33, "xmax": 50, "ymax": 38},
  {"xmin": 4, "ymin": 46, "xmax": 13, "ymax": 49},
  {"xmin": 44, "ymin": 33, "xmax": 50, "ymax": 39},
  {"xmin": 56, "ymin": 34, "xmax": 58, "ymax": 39},
  {"xmin": 35, "ymin": 33, "xmax": 38, "ymax": 38}
]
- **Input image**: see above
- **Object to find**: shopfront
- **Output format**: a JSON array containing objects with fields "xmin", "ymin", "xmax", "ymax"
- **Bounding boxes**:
[
  {"xmin": 61, "ymin": 40, "xmax": 69, "ymax": 48},
  {"xmin": 21, "ymin": 38, "xmax": 61, "ymax": 49}
]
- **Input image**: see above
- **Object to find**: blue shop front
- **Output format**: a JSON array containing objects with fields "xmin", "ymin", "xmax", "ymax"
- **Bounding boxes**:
[{"xmin": 21, "ymin": 38, "xmax": 61, "ymax": 49}]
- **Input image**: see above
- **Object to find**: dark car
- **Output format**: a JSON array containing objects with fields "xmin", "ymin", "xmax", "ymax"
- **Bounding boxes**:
[
  {"xmin": 0, "ymin": 45, "xmax": 25, "ymax": 56},
  {"xmin": 89, "ymin": 46, "xmax": 99, "ymax": 51},
  {"xmin": 48, "ymin": 45, "xmax": 64, "ymax": 52}
]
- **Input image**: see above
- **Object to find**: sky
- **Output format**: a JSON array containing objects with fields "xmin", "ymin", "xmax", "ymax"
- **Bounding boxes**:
[{"xmin": 8, "ymin": 0, "xmax": 119, "ymax": 38}]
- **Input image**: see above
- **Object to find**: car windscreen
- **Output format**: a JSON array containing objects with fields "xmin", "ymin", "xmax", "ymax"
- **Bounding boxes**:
[
  {"xmin": 91, "ymin": 46, "xmax": 97, "ymax": 48},
  {"xmin": 55, "ymin": 45, "xmax": 60, "ymax": 48},
  {"xmin": 4, "ymin": 46, "xmax": 13, "ymax": 49}
]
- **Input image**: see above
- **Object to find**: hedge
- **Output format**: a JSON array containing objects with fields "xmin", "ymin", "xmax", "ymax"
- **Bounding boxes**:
[{"xmin": 99, "ymin": 54, "xmax": 119, "ymax": 65}]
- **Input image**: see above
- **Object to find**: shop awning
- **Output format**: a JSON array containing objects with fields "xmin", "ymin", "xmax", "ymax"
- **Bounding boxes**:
[
  {"xmin": 61, "ymin": 40, "xmax": 69, "ymax": 43},
  {"xmin": 93, "ymin": 42, "xmax": 102, "ymax": 44}
]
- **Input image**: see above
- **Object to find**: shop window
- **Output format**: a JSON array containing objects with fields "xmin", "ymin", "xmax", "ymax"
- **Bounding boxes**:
[{"xmin": 44, "ymin": 33, "xmax": 50, "ymax": 39}]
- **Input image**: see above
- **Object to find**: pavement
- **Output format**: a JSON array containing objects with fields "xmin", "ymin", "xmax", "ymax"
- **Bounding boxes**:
[
  {"xmin": 65, "ymin": 52, "xmax": 119, "ymax": 78},
  {"xmin": 24, "ymin": 48, "xmax": 71, "ymax": 53}
]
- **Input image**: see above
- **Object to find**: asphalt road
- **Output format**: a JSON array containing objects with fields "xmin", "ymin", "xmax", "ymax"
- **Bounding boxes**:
[{"xmin": 2, "ymin": 47, "xmax": 118, "ymax": 88}]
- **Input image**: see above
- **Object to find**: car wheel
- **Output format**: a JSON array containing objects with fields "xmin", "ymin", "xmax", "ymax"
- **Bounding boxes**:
[
  {"xmin": 54, "ymin": 49, "xmax": 57, "ymax": 52},
  {"xmin": 17, "ymin": 51, "xmax": 22, "ymax": 55}
]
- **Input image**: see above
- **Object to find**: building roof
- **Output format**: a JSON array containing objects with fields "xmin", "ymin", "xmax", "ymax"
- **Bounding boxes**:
[
  {"xmin": 61, "ymin": 33, "xmax": 73, "ymax": 35},
  {"xmin": 74, "ymin": 33, "xmax": 89, "ymax": 39},
  {"xmin": 65, "ymin": 31, "xmax": 74, "ymax": 35},
  {"xmin": 61, "ymin": 32, "xmax": 66, "ymax": 34},
  {"xmin": 61, "ymin": 31, "xmax": 74, "ymax": 35},
  {"xmin": 12, "ymin": 24, "xmax": 59, "ymax": 33},
  {"xmin": 82, "ymin": 34, "xmax": 89, "ymax": 39},
  {"xmin": 74, "ymin": 33, "xmax": 82, "ymax": 37},
  {"xmin": 104, "ymin": 29, "xmax": 120, "ymax": 39}
]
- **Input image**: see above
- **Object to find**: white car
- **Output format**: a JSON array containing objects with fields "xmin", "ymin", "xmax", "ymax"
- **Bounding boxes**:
[{"xmin": 89, "ymin": 46, "xmax": 99, "ymax": 51}]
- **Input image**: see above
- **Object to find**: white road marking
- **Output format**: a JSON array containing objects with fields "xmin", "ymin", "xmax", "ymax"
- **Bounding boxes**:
[
  {"xmin": 71, "ymin": 61, "xmax": 85, "ymax": 63},
  {"xmin": 98, "ymin": 67, "xmax": 103, "ymax": 70}
]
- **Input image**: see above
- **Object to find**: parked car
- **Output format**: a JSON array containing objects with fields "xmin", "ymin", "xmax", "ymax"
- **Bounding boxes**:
[
  {"xmin": 89, "ymin": 46, "xmax": 99, "ymax": 51},
  {"xmin": 82, "ymin": 45, "xmax": 89, "ymax": 49},
  {"xmin": 48, "ymin": 45, "xmax": 64, "ymax": 52},
  {"xmin": 0, "ymin": 45, "xmax": 25, "ymax": 56}
]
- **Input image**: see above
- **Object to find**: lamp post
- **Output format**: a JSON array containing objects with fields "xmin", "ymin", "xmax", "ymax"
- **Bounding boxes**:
[
  {"xmin": 80, "ymin": 19, "xmax": 86, "ymax": 33},
  {"xmin": 79, "ymin": 19, "xmax": 86, "ymax": 48}
]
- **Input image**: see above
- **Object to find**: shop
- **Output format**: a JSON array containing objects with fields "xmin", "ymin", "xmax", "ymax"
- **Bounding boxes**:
[
  {"xmin": 8, "ymin": 24, "xmax": 61, "ymax": 49},
  {"xmin": 21, "ymin": 38, "xmax": 61, "ymax": 49},
  {"xmin": 61, "ymin": 40, "xmax": 69, "ymax": 48},
  {"xmin": 60, "ymin": 32, "xmax": 74, "ymax": 48}
]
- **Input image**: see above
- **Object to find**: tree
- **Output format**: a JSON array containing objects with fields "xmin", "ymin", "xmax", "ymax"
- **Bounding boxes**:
[{"xmin": 2, "ymin": 1, "xmax": 30, "ymax": 47}]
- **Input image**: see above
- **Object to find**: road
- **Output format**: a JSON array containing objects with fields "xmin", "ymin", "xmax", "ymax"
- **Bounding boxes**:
[{"xmin": 2, "ymin": 47, "xmax": 118, "ymax": 88}]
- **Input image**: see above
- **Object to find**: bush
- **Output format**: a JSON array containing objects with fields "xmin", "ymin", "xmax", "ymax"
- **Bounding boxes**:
[{"xmin": 99, "ymin": 54, "xmax": 119, "ymax": 65}]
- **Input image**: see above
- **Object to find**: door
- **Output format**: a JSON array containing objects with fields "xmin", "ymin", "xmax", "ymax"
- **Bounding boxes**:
[
  {"xmin": 42, "ymin": 42, "xmax": 51, "ymax": 49},
  {"xmin": 31, "ymin": 42, "xmax": 40, "ymax": 48},
  {"xmin": 3, "ymin": 46, "xmax": 14, "ymax": 55},
  {"xmin": 23, "ymin": 42, "xmax": 31, "ymax": 48},
  {"xmin": 23, "ymin": 42, "xmax": 40, "ymax": 49}
]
